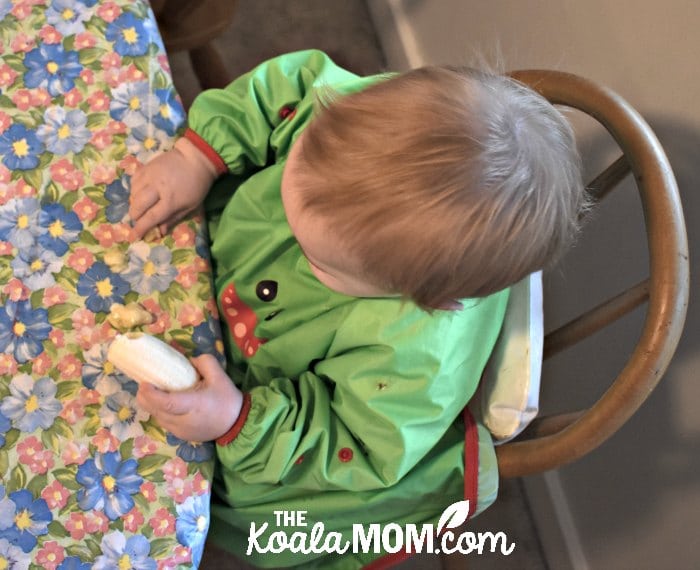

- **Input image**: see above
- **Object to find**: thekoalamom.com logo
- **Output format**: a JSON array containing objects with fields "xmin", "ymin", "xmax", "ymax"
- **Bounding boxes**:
[{"xmin": 246, "ymin": 500, "xmax": 516, "ymax": 557}]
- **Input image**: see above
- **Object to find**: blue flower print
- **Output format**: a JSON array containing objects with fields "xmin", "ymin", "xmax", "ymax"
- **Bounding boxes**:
[
  {"xmin": 0, "ymin": 490, "xmax": 52, "ymax": 553},
  {"xmin": 0, "ymin": 300, "xmax": 51, "ymax": 364},
  {"xmin": 0, "ymin": 124, "xmax": 44, "ymax": 171},
  {"xmin": 192, "ymin": 317, "xmax": 225, "ymax": 364},
  {"xmin": 126, "ymin": 123, "xmax": 169, "ymax": 164},
  {"xmin": 0, "ymin": 412, "xmax": 9, "ymax": 447},
  {"xmin": 0, "ymin": 375, "xmax": 62, "ymax": 433},
  {"xmin": 176, "ymin": 493, "xmax": 209, "ymax": 567},
  {"xmin": 23, "ymin": 43, "xmax": 83, "ymax": 97},
  {"xmin": 38, "ymin": 202, "xmax": 83, "ymax": 256},
  {"xmin": 76, "ymin": 451, "xmax": 143, "ymax": 520},
  {"xmin": 0, "ymin": 0, "xmax": 12, "ymax": 20},
  {"xmin": 45, "ymin": 0, "xmax": 92, "ymax": 36},
  {"xmin": 0, "ymin": 537, "xmax": 32, "ymax": 570},
  {"xmin": 99, "ymin": 391, "xmax": 148, "ymax": 441},
  {"xmin": 109, "ymin": 81, "xmax": 158, "ymax": 127},
  {"xmin": 152, "ymin": 88, "xmax": 185, "ymax": 135},
  {"xmin": 37, "ymin": 107, "xmax": 91, "ymax": 155},
  {"xmin": 0, "ymin": 198, "xmax": 42, "ymax": 249},
  {"xmin": 76, "ymin": 262, "xmax": 130, "ymax": 313},
  {"xmin": 105, "ymin": 12, "xmax": 150, "ymax": 57},
  {"xmin": 94, "ymin": 532, "xmax": 156, "ymax": 570},
  {"xmin": 82, "ymin": 344, "xmax": 137, "ymax": 395},
  {"xmin": 57, "ymin": 556, "xmax": 92, "ymax": 570},
  {"xmin": 166, "ymin": 434, "xmax": 214, "ymax": 463},
  {"xmin": 124, "ymin": 242, "xmax": 177, "ymax": 295},
  {"xmin": 105, "ymin": 175, "xmax": 130, "ymax": 224},
  {"xmin": 10, "ymin": 244, "xmax": 62, "ymax": 291}
]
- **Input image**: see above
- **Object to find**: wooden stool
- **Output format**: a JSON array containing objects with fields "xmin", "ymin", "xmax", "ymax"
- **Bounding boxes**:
[{"xmin": 151, "ymin": 0, "xmax": 236, "ymax": 90}]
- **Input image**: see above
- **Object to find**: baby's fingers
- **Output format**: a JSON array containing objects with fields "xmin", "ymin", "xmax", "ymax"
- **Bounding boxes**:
[
  {"xmin": 129, "ymin": 178, "xmax": 160, "ymax": 222},
  {"xmin": 130, "ymin": 200, "xmax": 172, "ymax": 240}
]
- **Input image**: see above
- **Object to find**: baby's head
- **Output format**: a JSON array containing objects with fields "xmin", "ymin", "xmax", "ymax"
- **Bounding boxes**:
[{"xmin": 281, "ymin": 65, "xmax": 585, "ymax": 310}]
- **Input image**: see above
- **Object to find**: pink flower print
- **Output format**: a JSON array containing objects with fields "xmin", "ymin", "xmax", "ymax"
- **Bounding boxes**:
[
  {"xmin": 101, "ymin": 52, "xmax": 121, "ymax": 70},
  {"xmin": 50, "ymin": 159, "xmax": 85, "ymax": 191},
  {"xmin": 90, "ymin": 163, "xmax": 117, "ymax": 185},
  {"xmin": 80, "ymin": 68, "xmax": 95, "ymax": 85},
  {"xmin": 75, "ymin": 32, "xmax": 97, "ymax": 49},
  {"xmin": 85, "ymin": 510, "xmax": 109, "ymax": 534},
  {"xmin": 43, "ymin": 286, "xmax": 68, "ymax": 307},
  {"xmin": 30, "ymin": 88, "xmax": 52, "ymax": 107},
  {"xmin": 14, "ymin": 179, "xmax": 37, "ymax": 198},
  {"xmin": 192, "ymin": 472, "xmax": 210, "ymax": 495},
  {"xmin": 36, "ymin": 541, "xmax": 65, "ymax": 570},
  {"xmin": 92, "ymin": 427, "xmax": 119, "ymax": 453},
  {"xmin": 119, "ymin": 154, "xmax": 140, "ymax": 175},
  {"xmin": 193, "ymin": 255, "xmax": 210, "ymax": 273},
  {"xmin": 38, "ymin": 25, "xmax": 63, "ymax": 44},
  {"xmin": 163, "ymin": 457, "xmax": 188, "ymax": 482},
  {"xmin": 167, "ymin": 477, "xmax": 193, "ymax": 504},
  {"xmin": 67, "ymin": 247, "xmax": 95, "ymax": 273},
  {"xmin": 64, "ymin": 87, "xmax": 83, "ymax": 107},
  {"xmin": 94, "ymin": 224, "xmax": 120, "ymax": 248},
  {"xmin": 17, "ymin": 436, "xmax": 43, "ymax": 464},
  {"xmin": 60, "ymin": 400, "xmax": 85, "ymax": 426},
  {"xmin": 32, "ymin": 352, "xmax": 53, "ymax": 376},
  {"xmin": 175, "ymin": 266, "xmax": 197, "ymax": 288},
  {"xmin": 90, "ymin": 129, "xmax": 112, "ymax": 150},
  {"xmin": 10, "ymin": 32, "xmax": 36, "ymax": 53},
  {"xmin": 3, "ymin": 277, "xmax": 30, "ymax": 301},
  {"xmin": 73, "ymin": 308, "xmax": 96, "ymax": 330},
  {"xmin": 142, "ymin": 299, "xmax": 170, "ymax": 335},
  {"xmin": 42, "ymin": 480, "xmax": 70, "ymax": 510},
  {"xmin": 87, "ymin": 90, "xmax": 110, "ymax": 112},
  {"xmin": 65, "ymin": 512, "xmax": 89, "ymax": 540},
  {"xmin": 157, "ymin": 54, "xmax": 171, "ymax": 74},
  {"xmin": 0, "ymin": 64, "xmax": 18, "ymax": 88},
  {"xmin": 11, "ymin": 89, "xmax": 32, "ymax": 110},
  {"xmin": 149, "ymin": 508, "xmax": 176, "ymax": 537},
  {"xmin": 61, "ymin": 441, "xmax": 90, "ymax": 465},
  {"xmin": 0, "ymin": 165, "xmax": 9, "ymax": 187},
  {"xmin": 79, "ymin": 388, "xmax": 101, "ymax": 406},
  {"xmin": 0, "ymin": 240, "xmax": 13, "ymax": 254},
  {"xmin": 133, "ymin": 435, "xmax": 158, "ymax": 458},
  {"xmin": 0, "ymin": 353, "xmax": 18, "ymax": 376},
  {"xmin": 123, "ymin": 507, "xmax": 145, "ymax": 533},
  {"xmin": 157, "ymin": 557, "xmax": 178, "ymax": 570},
  {"xmin": 0, "ymin": 111, "xmax": 10, "ymax": 133},
  {"xmin": 97, "ymin": 1, "xmax": 122, "ymax": 22},
  {"xmin": 177, "ymin": 303, "xmax": 204, "ymax": 327},
  {"xmin": 73, "ymin": 196, "xmax": 99, "ymax": 222},
  {"xmin": 172, "ymin": 224, "xmax": 196, "ymax": 248},
  {"xmin": 173, "ymin": 545, "xmax": 192, "ymax": 565},
  {"xmin": 123, "ymin": 64, "xmax": 145, "ymax": 82},
  {"xmin": 106, "ymin": 119, "xmax": 127, "ymax": 135},
  {"xmin": 49, "ymin": 329, "xmax": 65, "ymax": 348},
  {"xmin": 140, "ymin": 481, "xmax": 157, "ymax": 502},
  {"xmin": 58, "ymin": 354, "xmax": 82, "ymax": 379},
  {"xmin": 29, "ymin": 449, "xmax": 55, "ymax": 475}
]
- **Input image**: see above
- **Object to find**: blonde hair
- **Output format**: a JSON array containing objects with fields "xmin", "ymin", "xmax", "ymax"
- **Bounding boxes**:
[{"xmin": 296, "ymin": 66, "xmax": 585, "ymax": 310}]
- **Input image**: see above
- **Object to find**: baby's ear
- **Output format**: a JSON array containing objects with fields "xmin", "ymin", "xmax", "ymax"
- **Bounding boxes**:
[{"xmin": 436, "ymin": 300, "xmax": 464, "ymax": 311}]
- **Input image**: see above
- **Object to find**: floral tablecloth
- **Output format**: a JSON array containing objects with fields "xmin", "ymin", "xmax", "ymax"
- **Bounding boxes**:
[{"xmin": 0, "ymin": 1, "xmax": 224, "ymax": 568}]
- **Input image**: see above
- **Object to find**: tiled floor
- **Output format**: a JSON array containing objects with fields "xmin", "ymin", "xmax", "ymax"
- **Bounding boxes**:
[{"xmin": 165, "ymin": 2, "xmax": 548, "ymax": 568}]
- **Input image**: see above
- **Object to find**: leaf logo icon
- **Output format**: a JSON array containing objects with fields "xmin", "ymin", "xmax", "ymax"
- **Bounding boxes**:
[{"xmin": 437, "ymin": 500, "xmax": 470, "ymax": 534}]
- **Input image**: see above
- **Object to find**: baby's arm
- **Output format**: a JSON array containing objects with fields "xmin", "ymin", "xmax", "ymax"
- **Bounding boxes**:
[{"xmin": 129, "ymin": 137, "xmax": 219, "ymax": 239}]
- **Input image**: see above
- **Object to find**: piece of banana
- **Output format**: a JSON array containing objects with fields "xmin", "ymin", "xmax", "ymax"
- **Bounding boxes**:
[
  {"xmin": 107, "ymin": 302, "xmax": 155, "ymax": 331},
  {"xmin": 107, "ymin": 333, "xmax": 198, "ymax": 391}
]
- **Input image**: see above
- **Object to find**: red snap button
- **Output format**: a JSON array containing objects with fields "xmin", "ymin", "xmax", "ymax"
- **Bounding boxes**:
[
  {"xmin": 338, "ymin": 447, "xmax": 353, "ymax": 462},
  {"xmin": 279, "ymin": 106, "xmax": 296, "ymax": 120}
]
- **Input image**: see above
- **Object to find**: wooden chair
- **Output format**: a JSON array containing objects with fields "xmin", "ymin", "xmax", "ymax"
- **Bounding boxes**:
[{"xmin": 496, "ymin": 70, "xmax": 690, "ymax": 477}]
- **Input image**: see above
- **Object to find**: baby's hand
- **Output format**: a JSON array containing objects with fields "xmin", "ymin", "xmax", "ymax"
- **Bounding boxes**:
[
  {"xmin": 129, "ymin": 137, "xmax": 219, "ymax": 239},
  {"xmin": 136, "ymin": 354, "xmax": 243, "ymax": 442}
]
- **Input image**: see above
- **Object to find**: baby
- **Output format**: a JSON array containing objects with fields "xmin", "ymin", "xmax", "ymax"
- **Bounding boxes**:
[{"xmin": 130, "ymin": 50, "xmax": 584, "ymax": 568}]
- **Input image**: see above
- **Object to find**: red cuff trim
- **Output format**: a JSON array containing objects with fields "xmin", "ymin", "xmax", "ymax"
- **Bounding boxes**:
[
  {"xmin": 183, "ymin": 128, "xmax": 228, "ymax": 176},
  {"xmin": 216, "ymin": 392, "xmax": 251, "ymax": 446}
]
